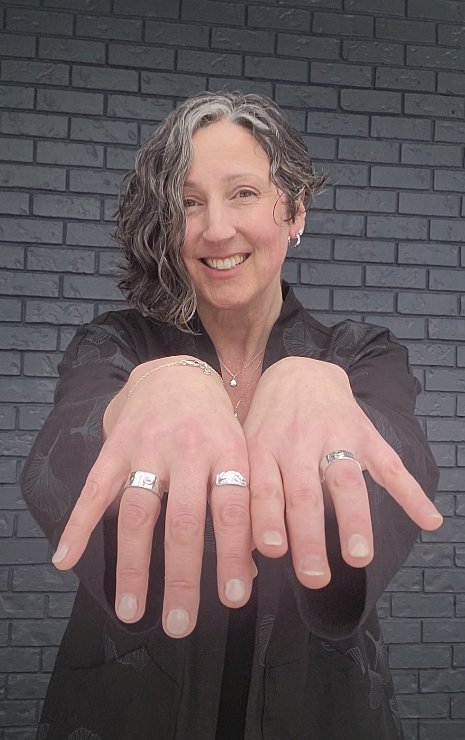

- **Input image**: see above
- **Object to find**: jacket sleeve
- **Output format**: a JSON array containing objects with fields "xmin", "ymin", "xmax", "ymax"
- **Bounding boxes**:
[
  {"xmin": 20, "ymin": 311, "xmax": 168, "ymax": 634},
  {"xmin": 289, "ymin": 324, "xmax": 439, "ymax": 640}
]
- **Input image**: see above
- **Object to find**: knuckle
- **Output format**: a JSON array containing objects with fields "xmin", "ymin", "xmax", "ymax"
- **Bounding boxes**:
[
  {"xmin": 120, "ymin": 499, "xmax": 152, "ymax": 530},
  {"xmin": 220, "ymin": 551, "xmax": 246, "ymax": 568},
  {"xmin": 217, "ymin": 501, "xmax": 250, "ymax": 528},
  {"xmin": 136, "ymin": 425, "xmax": 162, "ymax": 448},
  {"xmin": 244, "ymin": 431, "xmax": 267, "ymax": 454},
  {"xmin": 251, "ymin": 484, "xmax": 281, "ymax": 501},
  {"xmin": 101, "ymin": 432, "xmax": 134, "ymax": 464},
  {"xmin": 81, "ymin": 478, "xmax": 102, "ymax": 502},
  {"xmin": 360, "ymin": 413, "xmax": 376, "ymax": 433},
  {"xmin": 164, "ymin": 578, "xmax": 197, "ymax": 595},
  {"xmin": 329, "ymin": 467, "xmax": 362, "ymax": 490},
  {"xmin": 118, "ymin": 566, "xmax": 145, "ymax": 584},
  {"xmin": 106, "ymin": 421, "xmax": 129, "ymax": 446},
  {"xmin": 379, "ymin": 451, "xmax": 404, "ymax": 480},
  {"xmin": 287, "ymin": 487, "xmax": 322, "ymax": 511},
  {"xmin": 168, "ymin": 511, "xmax": 202, "ymax": 543},
  {"xmin": 226, "ymin": 434, "xmax": 248, "ymax": 458}
]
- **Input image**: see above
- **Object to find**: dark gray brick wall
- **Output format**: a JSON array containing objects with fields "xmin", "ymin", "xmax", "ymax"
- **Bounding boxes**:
[{"xmin": 0, "ymin": 0, "xmax": 464, "ymax": 736}]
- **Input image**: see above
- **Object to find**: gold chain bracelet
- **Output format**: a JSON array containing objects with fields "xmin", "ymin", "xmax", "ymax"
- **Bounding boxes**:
[{"xmin": 127, "ymin": 359, "xmax": 223, "ymax": 398}]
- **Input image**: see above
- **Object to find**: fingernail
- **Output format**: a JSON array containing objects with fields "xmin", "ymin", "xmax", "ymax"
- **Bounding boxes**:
[
  {"xmin": 301, "ymin": 555, "xmax": 326, "ymax": 576},
  {"xmin": 117, "ymin": 593, "xmax": 138, "ymax": 620},
  {"xmin": 225, "ymin": 578, "xmax": 245, "ymax": 603},
  {"xmin": 262, "ymin": 530, "xmax": 283, "ymax": 546},
  {"xmin": 421, "ymin": 504, "xmax": 442, "ymax": 520},
  {"xmin": 52, "ymin": 543, "xmax": 69, "ymax": 565},
  {"xmin": 166, "ymin": 608, "xmax": 190, "ymax": 637},
  {"xmin": 252, "ymin": 561, "xmax": 258, "ymax": 579},
  {"xmin": 348, "ymin": 534, "xmax": 370, "ymax": 558}
]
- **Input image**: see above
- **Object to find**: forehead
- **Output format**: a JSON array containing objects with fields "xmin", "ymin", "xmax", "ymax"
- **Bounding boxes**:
[{"xmin": 186, "ymin": 119, "xmax": 271, "ymax": 183}]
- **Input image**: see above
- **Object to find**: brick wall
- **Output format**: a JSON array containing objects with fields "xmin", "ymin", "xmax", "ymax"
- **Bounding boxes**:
[{"xmin": 0, "ymin": 0, "xmax": 464, "ymax": 737}]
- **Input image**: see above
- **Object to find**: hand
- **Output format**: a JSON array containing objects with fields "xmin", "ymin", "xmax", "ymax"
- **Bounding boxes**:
[
  {"xmin": 243, "ymin": 357, "xmax": 443, "ymax": 588},
  {"xmin": 51, "ymin": 356, "xmax": 254, "ymax": 637}
]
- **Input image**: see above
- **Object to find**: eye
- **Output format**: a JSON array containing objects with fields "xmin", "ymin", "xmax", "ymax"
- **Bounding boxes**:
[
  {"xmin": 236, "ymin": 189, "xmax": 257, "ymax": 199},
  {"xmin": 183, "ymin": 197, "xmax": 198, "ymax": 208}
]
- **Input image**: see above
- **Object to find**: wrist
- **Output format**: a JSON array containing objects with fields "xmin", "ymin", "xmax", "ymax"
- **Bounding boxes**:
[
  {"xmin": 103, "ymin": 356, "xmax": 200, "ymax": 441},
  {"xmin": 127, "ymin": 355, "xmax": 223, "ymax": 400},
  {"xmin": 272, "ymin": 356, "xmax": 349, "ymax": 380}
]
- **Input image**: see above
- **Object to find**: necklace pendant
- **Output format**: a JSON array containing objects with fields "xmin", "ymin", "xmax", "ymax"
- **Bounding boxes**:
[{"xmin": 230, "ymin": 377, "xmax": 238, "ymax": 387}]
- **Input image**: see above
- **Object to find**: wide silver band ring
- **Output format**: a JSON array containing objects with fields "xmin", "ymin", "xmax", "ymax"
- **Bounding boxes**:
[
  {"xmin": 124, "ymin": 471, "xmax": 167, "ymax": 501},
  {"xmin": 215, "ymin": 470, "xmax": 248, "ymax": 487},
  {"xmin": 322, "ymin": 450, "xmax": 362, "ymax": 482}
]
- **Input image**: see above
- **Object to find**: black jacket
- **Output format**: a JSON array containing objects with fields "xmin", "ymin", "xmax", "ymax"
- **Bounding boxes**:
[{"xmin": 22, "ymin": 285, "xmax": 438, "ymax": 740}]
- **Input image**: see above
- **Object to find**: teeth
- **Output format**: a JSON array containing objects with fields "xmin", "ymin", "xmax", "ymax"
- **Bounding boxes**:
[{"xmin": 204, "ymin": 254, "xmax": 247, "ymax": 270}]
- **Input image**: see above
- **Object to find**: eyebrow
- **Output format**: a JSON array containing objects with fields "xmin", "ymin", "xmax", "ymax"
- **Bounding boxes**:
[{"xmin": 183, "ymin": 173, "xmax": 270, "ymax": 188}]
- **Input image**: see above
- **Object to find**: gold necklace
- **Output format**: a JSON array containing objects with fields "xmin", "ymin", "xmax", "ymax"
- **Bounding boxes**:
[
  {"xmin": 233, "ymin": 357, "xmax": 263, "ymax": 418},
  {"xmin": 219, "ymin": 347, "xmax": 265, "ymax": 387}
]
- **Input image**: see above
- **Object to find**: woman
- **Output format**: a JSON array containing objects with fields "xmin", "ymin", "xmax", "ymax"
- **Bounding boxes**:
[{"xmin": 22, "ymin": 92, "xmax": 442, "ymax": 740}]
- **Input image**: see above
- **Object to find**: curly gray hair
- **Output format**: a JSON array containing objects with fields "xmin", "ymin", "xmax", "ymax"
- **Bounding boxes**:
[{"xmin": 116, "ymin": 91, "xmax": 326, "ymax": 330}]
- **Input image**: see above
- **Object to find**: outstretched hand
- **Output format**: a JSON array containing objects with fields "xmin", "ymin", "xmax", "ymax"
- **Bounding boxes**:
[
  {"xmin": 244, "ymin": 356, "xmax": 443, "ymax": 587},
  {"xmin": 52, "ymin": 356, "xmax": 255, "ymax": 638}
]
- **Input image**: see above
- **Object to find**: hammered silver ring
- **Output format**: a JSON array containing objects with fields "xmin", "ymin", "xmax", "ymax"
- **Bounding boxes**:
[
  {"xmin": 215, "ymin": 470, "xmax": 248, "ymax": 488},
  {"xmin": 124, "ymin": 471, "xmax": 167, "ymax": 501},
  {"xmin": 322, "ymin": 450, "xmax": 362, "ymax": 482}
]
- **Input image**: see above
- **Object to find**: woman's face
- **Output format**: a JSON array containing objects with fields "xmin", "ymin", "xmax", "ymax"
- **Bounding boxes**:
[{"xmin": 181, "ymin": 119, "xmax": 305, "ymax": 317}]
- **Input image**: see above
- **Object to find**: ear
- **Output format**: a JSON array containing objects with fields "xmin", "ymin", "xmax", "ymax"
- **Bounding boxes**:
[{"xmin": 289, "ymin": 198, "xmax": 306, "ymax": 238}]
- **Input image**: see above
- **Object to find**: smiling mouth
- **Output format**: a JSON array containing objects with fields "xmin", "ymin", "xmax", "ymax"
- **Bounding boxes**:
[{"xmin": 201, "ymin": 254, "xmax": 248, "ymax": 271}]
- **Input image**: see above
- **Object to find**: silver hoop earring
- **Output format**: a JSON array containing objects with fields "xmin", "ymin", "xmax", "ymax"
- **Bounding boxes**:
[{"xmin": 288, "ymin": 229, "xmax": 303, "ymax": 249}]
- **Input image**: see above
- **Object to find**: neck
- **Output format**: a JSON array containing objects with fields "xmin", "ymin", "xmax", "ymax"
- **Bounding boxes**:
[{"xmin": 197, "ymin": 284, "xmax": 283, "ymax": 365}]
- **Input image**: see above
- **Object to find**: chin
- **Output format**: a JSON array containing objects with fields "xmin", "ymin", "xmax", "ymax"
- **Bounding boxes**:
[{"xmin": 197, "ymin": 287, "xmax": 251, "ymax": 312}]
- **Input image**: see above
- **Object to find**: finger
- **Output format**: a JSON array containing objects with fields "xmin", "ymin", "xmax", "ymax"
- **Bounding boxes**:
[
  {"xmin": 115, "ymin": 482, "xmax": 164, "ymax": 623},
  {"xmin": 249, "ymin": 451, "xmax": 288, "ymax": 558},
  {"xmin": 363, "ymin": 437, "xmax": 442, "ymax": 531},
  {"xmin": 52, "ymin": 439, "xmax": 128, "ymax": 570},
  {"xmin": 210, "ymin": 464, "xmax": 254, "ymax": 609},
  {"xmin": 282, "ymin": 465, "xmax": 331, "ymax": 589},
  {"xmin": 162, "ymin": 465, "xmax": 209, "ymax": 639},
  {"xmin": 323, "ymin": 459, "xmax": 374, "ymax": 568}
]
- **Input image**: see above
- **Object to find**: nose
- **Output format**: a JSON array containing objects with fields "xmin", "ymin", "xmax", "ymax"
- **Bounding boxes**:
[{"xmin": 202, "ymin": 202, "xmax": 236, "ymax": 244}]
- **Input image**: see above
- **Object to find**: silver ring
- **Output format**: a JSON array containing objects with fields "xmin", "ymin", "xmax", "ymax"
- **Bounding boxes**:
[
  {"xmin": 124, "ymin": 471, "xmax": 167, "ymax": 501},
  {"xmin": 215, "ymin": 470, "xmax": 248, "ymax": 487},
  {"xmin": 322, "ymin": 450, "xmax": 362, "ymax": 482}
]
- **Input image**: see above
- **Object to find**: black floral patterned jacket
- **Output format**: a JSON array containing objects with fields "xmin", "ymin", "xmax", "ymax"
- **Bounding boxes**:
[{"xmin": 22, "ymin": 284, "xmax": 438, "ymax": 740}]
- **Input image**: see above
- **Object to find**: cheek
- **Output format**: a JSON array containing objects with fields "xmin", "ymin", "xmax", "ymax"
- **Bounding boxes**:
[
  {"xmin": 260, "ymin": 223, "xmax": 289, "ymax": 252},
  {"xmin": 184, "ymin": 209, "xmax": 202, "ymax": 238},
  {"xmin": 179, "ymin": 240, "xmax": 193, "ymax": 278},
  {"xmin": 179, "ymin": 241, "xmax": 187, "ymax": 265},
  {"xmin": 183, "ymin": 222, "xmax": 191, "ymax": 246},
  {"xmin": 181, "ymin": 223, "xmax": 195, "ymax": 258}
]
